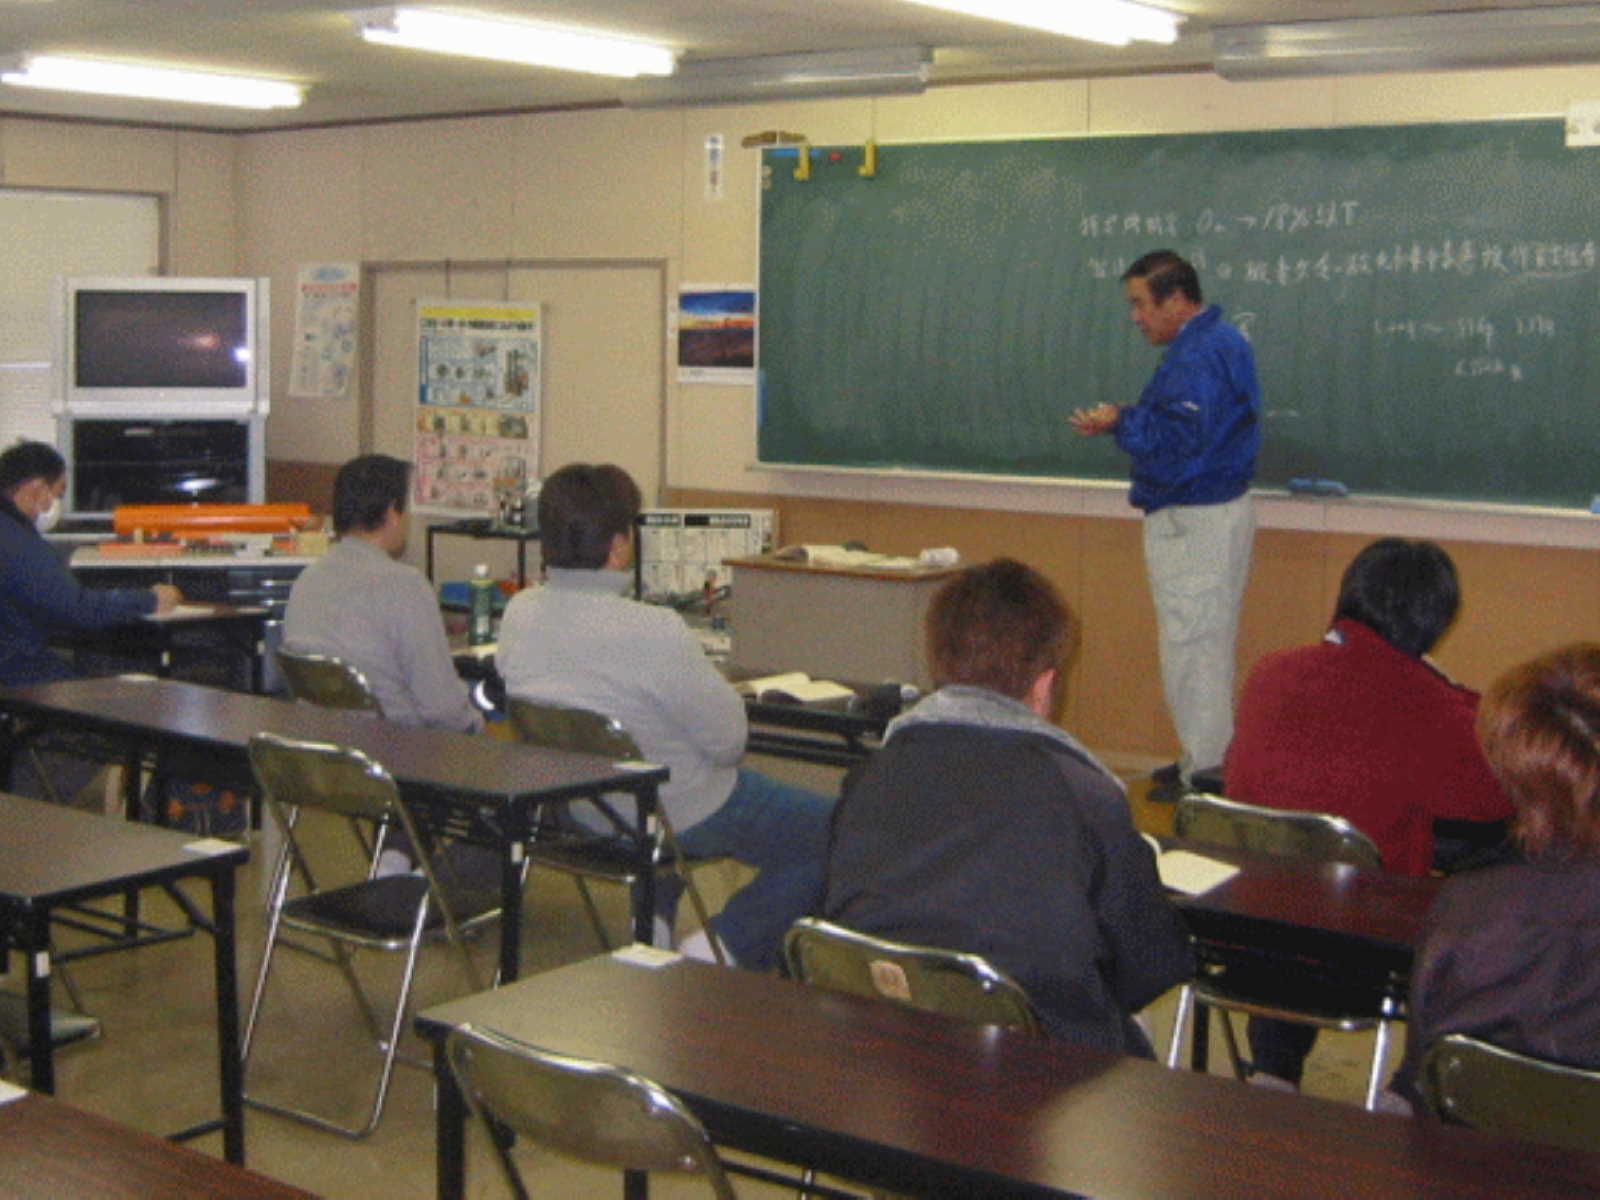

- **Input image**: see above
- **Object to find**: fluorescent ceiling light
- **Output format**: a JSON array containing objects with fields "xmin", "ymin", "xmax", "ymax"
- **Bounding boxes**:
[
  {"xmin": 0, "ymin": 54, "xmax": 304, "ymax": 109},
  {"xmin": 899, "ymin": 0, "xmax": 1181, "ymax": 47},
  {"xmin": 623, "ymin": 46, "xmax": 930, "ymax": 108},
  {"xmin": 352, "ymin": 7, "xmax": 676, "ymax": 78},
  {"xmin": 1215, "ymin": 6, "xmax": 1600, "ymax": 79}
]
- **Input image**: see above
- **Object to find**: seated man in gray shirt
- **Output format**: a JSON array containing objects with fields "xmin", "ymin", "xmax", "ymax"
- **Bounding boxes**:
[
  {"xmin": 283, "ymin": 454, "xmax": 480, "ymax": 734},
  {"xmin": 497, "ymin": 462, "xmax": 834, "ymax": 971},
  {"xmin": 284, "ymin": 454, "xmax": 487, "ymax": 877}
]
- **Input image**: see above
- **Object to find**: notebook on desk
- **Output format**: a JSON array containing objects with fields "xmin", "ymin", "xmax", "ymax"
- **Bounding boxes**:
[{"xmin": 1142, "ymin": 834, "xmax": 1240, "ymax": 896}]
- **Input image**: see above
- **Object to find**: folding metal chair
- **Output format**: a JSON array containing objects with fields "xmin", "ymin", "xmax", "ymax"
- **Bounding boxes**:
[
  {"xmin": 782, "ymin": 916, "xmax": 1038, "ymax": 1033},
  {"xmin": 507, "ymin": 699, "xmax": 725, "ymax": 962},
  {"xmin": 1165, "ymin": 791, "xmax": 1397, "ymax": 1110},
  {"xmin": 446, "ymin": 1022, "xmax": 737, "ymax": 1199},
  {"xmin": 275, "ymin": 647, "xmax": 392, "ymax": 862},
  {"xmin": 275, "ymin": 648, "xmax": 385, "ymax": 716},
  {"xmin": 242, "ymin": 730, "xmax": 500, "ymax": 1138},
  {"xmin": 1421, "ymin": 1034, "xmax": 1600, "ymax": 1155}
]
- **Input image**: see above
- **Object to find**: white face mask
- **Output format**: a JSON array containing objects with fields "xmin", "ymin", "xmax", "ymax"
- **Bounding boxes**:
[{"xmin": 34, "ymin": 496, "xmax": 60, "ymax": 533}]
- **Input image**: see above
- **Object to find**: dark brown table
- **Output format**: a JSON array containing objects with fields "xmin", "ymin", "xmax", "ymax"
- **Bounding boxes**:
[
  {"xmin": 54, "ymin": 603, "xmax": 273, "ymax": 693},
  {"xmin": 417, "ymin": 952, "xmax": 1600, "ymax": 1200},
  {"xmin": 0, "ymin": 794, "xmax": 249, "ymax": 1161},
  {"xmin": 740, "ymin": 688, "xmax": 888, "ymax": 768},
  {"xmin": 0, "ymin": 1091, "xmax": 314, "ymax": 1199},
  {"xmin": 0, "ymin": 677, "xmax": 669, "ymax": 983},
  {"xmin": 1173, "ymin": 840, "xmax": 1443, "ymax": 1071}
]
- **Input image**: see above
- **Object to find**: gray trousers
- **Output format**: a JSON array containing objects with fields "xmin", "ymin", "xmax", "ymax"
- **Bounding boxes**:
[{"xmin": 1142, "ymin": 492, "xmax": 1255, "ymax": 777}]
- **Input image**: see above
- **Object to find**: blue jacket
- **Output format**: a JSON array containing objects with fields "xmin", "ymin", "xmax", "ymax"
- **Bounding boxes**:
[
  {"xmin": 0, "ymin": 497, "xmax": 155, "ymax": 685},
  {"xmin": 1114, "ymin": 304, "xmax": 1260, "ymax": 513}
]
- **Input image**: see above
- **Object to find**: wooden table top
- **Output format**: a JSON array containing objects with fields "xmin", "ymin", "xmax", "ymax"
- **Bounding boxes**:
[
  {"xmin": 1172, "ymin": 840, "xmax": 1444, "ymax": 975},
  {"xmin": 0, "ymin": 676, "xmax": 667, "ymax": 805},
  {"xmin": 0, "ymin": 792, "xmax": 246, "ymax": 906},
  {"xmin": 0, "ymin": 1092, "xmax": 314, "ymax": 1199},
  {"xmin": 418, "ymin": 952, "xmax": 1600, "ymax": 1199}
]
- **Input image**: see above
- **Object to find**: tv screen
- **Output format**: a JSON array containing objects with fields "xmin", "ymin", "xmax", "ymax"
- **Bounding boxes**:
[{"xmin": 74, "ymin": 289, "xmax": 249, "ymax": 389}]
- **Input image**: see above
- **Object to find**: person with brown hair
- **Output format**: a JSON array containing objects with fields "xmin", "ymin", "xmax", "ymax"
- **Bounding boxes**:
[
  {"xmin": 822, "ymin": 557, "xmax": 1191, "ymax": 1053},
  {"xmin": 497, "ymin": 462, "xmax": 833, "ymax": 971},
  {"xmin": 1396, "ymin": 642, "xmax": 1600, "ymax": 1104}
]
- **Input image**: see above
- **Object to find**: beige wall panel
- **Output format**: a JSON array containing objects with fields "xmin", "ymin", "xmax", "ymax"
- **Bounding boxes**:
[
  {"xmin": 874, "ymin": 78, "xmax": 1087, "ymax": 140},
  {"xmin": 679, "ymin": 96, "xmax": 873, "ymax": 282},
  {"xmin": 239, "ymin": 128, "xmax": 365, "ymax": 465},
  {"xmin": 360, "ymin": 116, "xmax": 517, "ymax": 261},
  {"xmin": 509, "ymin": 108, "xmax": 682, "ymax": 259},
  {"xmin": 510, "ymin": 264, "xmax": 665, "ymax": 502},
  {"xmin": 668, "ymin": 384, "xmax": 755, "ymax": 491},
  {"xmin": 0, "ymin": 118, "xmax": 174, "ymax": 193},
  {"xmin": 169, "ymin": 132, "xmax": 238, "ymax": 275},
  {"xmin": 1074, "ymin": 513, "xmax": 1167, "ymax": 756},
  {"xmin": 1088, "ymin": 73, "xmax": 1336, "ymax": 134},
  {"xmin": 1436, "ymin": 539, "xmax": 1600, "ymax": 693},
  {"xmin": 1333, "ymin": 64, "xmax": 1600, "ymax": 125},
  {"xmin": 1237, "ymin": 527, "xmax": 1332, "ymax": 687}
]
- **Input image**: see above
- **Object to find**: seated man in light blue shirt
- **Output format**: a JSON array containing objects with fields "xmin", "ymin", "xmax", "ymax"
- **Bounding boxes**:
[
  {"xmin": 496, "ymin": 462, "xmax": 834, "ymax": 970},
  {"xmin": 283, "ymin": 454, "xmax": 480, "ymax": 734},
  {"xmin": 284, "ymin": 454, "xmax": 487, "ymax": 876}
]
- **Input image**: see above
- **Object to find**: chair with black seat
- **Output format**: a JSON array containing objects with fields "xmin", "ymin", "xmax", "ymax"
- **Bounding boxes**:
[
  {"xmin": 1164, "ymin": 791, "xmax": 1396, "ymax": 1110},
  {"xmin": 242, "ymin": 729, "xmax": 499, "ymax": 1139},
  {"xmin": 275, "ymin": 647, "xmax": 393, "ymax": 862},
  {"xmin": 0, "ymin": 992, "xmax": 100, "ymax": 1082},
  {"xmin": 506, "ymin": 698, "xmax": 724, "ymax": 963},
  {"xmin": 446, "ymin": 1022, "xmax": 737, "ymax": 1199},
  {"xmin": 1420, "ymin": 1034, "xmax": 1600, "ymax": 1154},
  {"xmin": 783, "ymin": 916, "xmax": 1039, "ymax": 1033}
]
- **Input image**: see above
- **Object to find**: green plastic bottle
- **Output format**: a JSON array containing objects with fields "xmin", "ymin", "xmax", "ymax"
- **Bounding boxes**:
[{"xmin": 469, "ymin": 563, "xmax": 495, "ymax": 645}]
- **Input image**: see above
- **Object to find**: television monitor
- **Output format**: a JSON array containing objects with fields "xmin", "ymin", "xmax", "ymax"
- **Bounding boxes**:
[{"xmin": 58, "ymin": 276, "xmax": 268, "ymax": 415}]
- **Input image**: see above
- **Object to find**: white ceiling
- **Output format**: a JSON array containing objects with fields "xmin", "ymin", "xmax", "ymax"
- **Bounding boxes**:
[{"xmin": 0, "ymin": 1, "xmax": 1591, "ymax": 131}]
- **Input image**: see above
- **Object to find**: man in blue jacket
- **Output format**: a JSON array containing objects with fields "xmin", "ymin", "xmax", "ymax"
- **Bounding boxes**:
[
  {"xmin": 0, "ymin": 440, "xmax": 180, "ymax": 686},
  {"xmin": 1071, "ymin": 250, "xmax": 1259, "ymax": 796}
]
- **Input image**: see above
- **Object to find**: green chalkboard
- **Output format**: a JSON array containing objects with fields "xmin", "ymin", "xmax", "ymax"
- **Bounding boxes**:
[{"xmin": 757, "ymin": 120, "xmax": 1600, "ymax": 508}]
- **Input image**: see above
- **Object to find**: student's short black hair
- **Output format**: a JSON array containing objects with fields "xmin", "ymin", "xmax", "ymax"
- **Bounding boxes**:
[
  {"xmin": 1122, "ymin": 249, "xmax": 1203, "ymax": 305},
  {"xmin": 331, "ymin": 454, "xmax": 410, "ymax": 535},
  {"xmin": 537, "ymin": 463, "xmax": 642, "ymax": 569},
  {"xmin": 0, "ymin": 441, "xmax": 65, "ymax": 498},
  {"xmin": 925, "ymin": 557, "xmax": 1074, "ymax": 700},
  {"xmin": 1333, "ymin": 537, "xmax": 1460, "ymax": 657}
]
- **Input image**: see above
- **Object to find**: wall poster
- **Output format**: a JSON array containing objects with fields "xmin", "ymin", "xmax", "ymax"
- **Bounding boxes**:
[
  {"xmin": 676, "ymin": 285, "xmax": 756, "ymax": 384},
  {"xmin": 412, "ymin": 298, "xmax": 540, "ymax": 516},
  {"xmin": 288, "ymin": 261, "xmax": 359, "ymax": 398}
]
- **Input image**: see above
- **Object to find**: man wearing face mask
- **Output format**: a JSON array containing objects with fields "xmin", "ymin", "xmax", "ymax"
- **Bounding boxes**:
[{"xmin": 0, "ymin": 440, "xmax": 181, "ymax": 686}]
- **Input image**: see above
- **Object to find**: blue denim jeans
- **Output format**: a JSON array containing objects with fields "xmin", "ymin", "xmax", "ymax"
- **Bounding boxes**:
[{"xmin": 670, "ymin": 768, "xmax": 834, "ymax": 971}]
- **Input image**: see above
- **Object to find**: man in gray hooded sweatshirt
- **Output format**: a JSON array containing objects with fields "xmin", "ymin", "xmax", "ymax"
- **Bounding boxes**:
[{"xmin": 822, "ymin": 557, "xmax": 1191, "ymax": 1055}]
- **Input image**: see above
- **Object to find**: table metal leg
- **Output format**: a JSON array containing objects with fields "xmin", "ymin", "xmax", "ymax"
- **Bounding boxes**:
[
  {"xmin": 1190, "ymin": 1003, "xmax": 1211, "ymax": 1073},
  {"xmin": 211, "ymin": 870, "xmax": 245, "ymax": 1165},
  {"xmin": 498, "ymin": 840, "xmax": 524, "ymax": 984},
  {"xmin": 23, "ymin": 913, "xmax": 54, "ymax": 1093},
  {"xmin": 632, "ymin": 786, "xmax": 657, "ymax": 946},
  {"xmin": 434, "ymin": 1039, "xmax": 468, "ymax": 1200}
]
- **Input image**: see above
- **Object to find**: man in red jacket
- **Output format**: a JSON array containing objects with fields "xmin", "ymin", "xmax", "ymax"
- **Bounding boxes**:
[{"xmin": 1223, "ymin": 537, "xmax": 1512, "ymax": 1091}]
